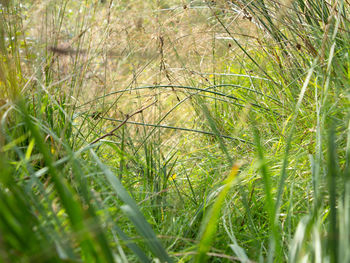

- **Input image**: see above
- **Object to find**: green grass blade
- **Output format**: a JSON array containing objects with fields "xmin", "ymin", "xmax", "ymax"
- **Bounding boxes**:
[
  {"xmin": 253, "ymin": 128, "xmax": 280, "ymax": 262},
  {"xmin": 19, "ymin": 100, "xmax": 101, "ymax": 262},
  {"xmin": 112, "ymin": 225, "xmax": 151, "ymax": 263},
  {"xmin": 327, "ymin": 126, "xmax": 338, "ymax": 263},
  {"xmin": 195, "ymin": 164, "xmax": 239, "ymax": 262},
  {"xmin": 90, "ymin": 150, "xmax": 172, "ymax": 263}
]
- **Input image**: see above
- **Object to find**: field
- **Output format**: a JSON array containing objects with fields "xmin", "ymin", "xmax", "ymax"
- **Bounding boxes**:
[{"xmin": 0, "ymin": 0, "xmax": 349, "ymax": 262}]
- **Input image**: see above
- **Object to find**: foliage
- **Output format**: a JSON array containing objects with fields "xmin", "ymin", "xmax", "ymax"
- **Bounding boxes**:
[{"xmin": 0, "ymin": 0, "xmax": 349, "ymax": 262}]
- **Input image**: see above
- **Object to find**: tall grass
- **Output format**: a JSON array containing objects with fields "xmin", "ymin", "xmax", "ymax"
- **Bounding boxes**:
[{"xmin": 0, "ymin": 0, "xmax": 349, "ymax": 262}]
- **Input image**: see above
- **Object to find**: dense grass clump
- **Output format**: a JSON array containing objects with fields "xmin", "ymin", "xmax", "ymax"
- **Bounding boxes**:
[{"xmin": 0, "ymin": 0, "xmax": 349, "ymax": 262}]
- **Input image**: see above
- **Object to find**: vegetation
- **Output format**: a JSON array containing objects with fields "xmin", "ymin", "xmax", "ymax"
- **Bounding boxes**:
[{"xmin": 0, "ymin": 0, "xmax": 349, "ymax": 262}]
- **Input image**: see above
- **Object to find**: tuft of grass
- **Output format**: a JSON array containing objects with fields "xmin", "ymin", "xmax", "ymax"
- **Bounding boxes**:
[{"xmin": 1, "ymin": 0, "xmax": 350, "ymax": 262}]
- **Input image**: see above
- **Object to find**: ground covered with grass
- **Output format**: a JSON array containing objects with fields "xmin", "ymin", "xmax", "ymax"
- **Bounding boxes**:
[{"xmin": 0, "ymin": 0, "xmax": 350, "ymax": 262}]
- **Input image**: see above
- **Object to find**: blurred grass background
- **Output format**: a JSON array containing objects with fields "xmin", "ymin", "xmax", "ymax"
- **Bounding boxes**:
[{"xmin": 0, "ymin": 0, "xmax": 349, "ymax": 262}]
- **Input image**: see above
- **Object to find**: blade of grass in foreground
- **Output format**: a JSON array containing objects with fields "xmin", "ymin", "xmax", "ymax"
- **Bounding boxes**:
[
  {"xmin": 253, "ymin": 128, "xmax": 280, "ymax": 262},
  {"xmin": 268, "ymin": 59, "xmax": 318, "ymax": 261},
  {"xmin": 90, "ymin": 150, "xmax": 172, "ymax": 263},
  {"xmin": 327, "ymin": 126, "xmax": 338, "ymax": 263},
  {"xmin": 339, "ymin": 119, "xmax": 350, "ymax": 262},
  {"xmin": 194, "ymin": 163, "xmax": 240, "ymax": 262},
  {"xmin": 19, "ymin": 100, "xmax": 112, "ymax": 262}
]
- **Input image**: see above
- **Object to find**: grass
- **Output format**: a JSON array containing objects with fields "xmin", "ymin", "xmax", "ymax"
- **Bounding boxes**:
[{"xmin": 0, "ymin": 0, "xmax": 350, "ymax": 262}]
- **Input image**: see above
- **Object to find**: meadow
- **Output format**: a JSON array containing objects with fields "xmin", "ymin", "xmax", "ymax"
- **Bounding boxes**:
[{"xmin": 0, "ymin": 0, "xmax": 349, "ymax": 262}]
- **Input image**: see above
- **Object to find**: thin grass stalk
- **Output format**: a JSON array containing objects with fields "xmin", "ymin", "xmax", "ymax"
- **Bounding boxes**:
[
  {"xmin": 195, "ymin": 164, "xmax": 240, "ymax": 262},
  {"xmin": 327, "ymin": 125, "xmax": 338, "ymax": 263}
]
